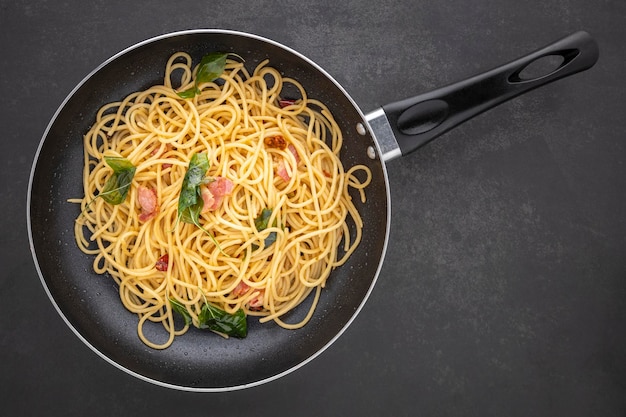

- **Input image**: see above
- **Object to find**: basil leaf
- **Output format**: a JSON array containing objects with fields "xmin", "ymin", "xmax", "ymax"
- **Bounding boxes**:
[
  {"xmin": 103, "ymin": 155, "xmax": 135, "ymax": 172},
  {"xmin": 254, "ymin": 208, "xmax": 273, "ymax": 230},
  {"xmin": 252, "ymin": 208, "xmax": 278, "ymax": 250},
  {"xmin": 180, "ymin": 201, "xmax": 203, "ymax": 225},
  {"xmin": 177, "ymin": 86, "xmax": 200, "ymax": 99},
  {"xmin": 174, "ymin": 153, "xmax": 225, "ymax": 253},
  {"xmin": 177, "ymin": 153, "xmax": 209, "ymax": 225},
  {"xmin": 100, "ymin": 155, "xmax": 136, "ymax": 205},
  {"xmin": 198, "ymin": 303, "xmax": 247, "ymax": 338},
  {"xmin": 176, "ymin": 52, "xmax": 229, "ymax": 99},
  {"xmin": 169, "ymin": 298, "xmax": 192, "ymax": 326},
  {"xmin": 196, "ymin": 52, "xmax": 229, "ymax": 85},
  {"xmin": 264, "ymin": 230, "xmax": 278, "ymax": 247}
]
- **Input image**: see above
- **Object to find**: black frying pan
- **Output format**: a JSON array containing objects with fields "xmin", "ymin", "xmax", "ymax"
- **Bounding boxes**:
[{"xmin": 27, "ymin": 29, "xmax": 598, "ymax": 391}]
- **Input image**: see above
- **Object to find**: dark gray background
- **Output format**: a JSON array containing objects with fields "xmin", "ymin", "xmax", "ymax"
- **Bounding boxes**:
[{"xmin": 2, "ymin": 0, "xmax": 625, "ymax": 416}]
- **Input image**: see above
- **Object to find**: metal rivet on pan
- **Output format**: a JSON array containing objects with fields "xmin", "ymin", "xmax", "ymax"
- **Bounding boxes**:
[
  {"xmin": 367, "ymin": 146, "xmax": 376, "ymax": 160},
  {"xmin": 356, "ymin": 122, "xmax": 367, "ymax": 135}
]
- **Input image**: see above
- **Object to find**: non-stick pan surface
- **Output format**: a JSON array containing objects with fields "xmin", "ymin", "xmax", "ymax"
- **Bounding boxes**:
[
  {"xmin": 28, "ymin": 30, "xmax": 390, "ymax": 390},
  {"xmin": 28, "ymin": 29, "xmax": 598, "ymax": 391}
]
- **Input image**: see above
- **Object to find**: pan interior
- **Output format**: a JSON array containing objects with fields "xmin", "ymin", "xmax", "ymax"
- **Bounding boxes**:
[{"xmin": 28, "ymin": 30, "xmax": 390, "ymax": 390}]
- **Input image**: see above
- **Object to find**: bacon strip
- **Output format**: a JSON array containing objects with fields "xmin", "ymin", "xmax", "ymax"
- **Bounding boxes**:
[
  {"xmin": 288, "ymin": 144, "xmax": 300, "ymax": 165},
  {"xmin": 278, "ymin": 99, "xmax": 297, "ymax": 108},
  {"xmin": 275, "ymin": 158, "xmax": 290, "ymax": 182},
  {"xmin": 275, "ymin": 144, "xmax": 301, "ymax": 182},
  {"xmin": 231, "ymin": 282, "xmax": 265, "ymax": 310},
  {"xmin": 232, "ymin": 281, "xmax": 250, "ymax": 297},
  {"xmin": 248, "ymin": 290, "xmax": 265, "ymax": 310},
  {"xmin": 151, "ymin": 143, "xmax": 173, "ymax": 169},
  {"xmin": 200, "ymin": 176, "xmax": 234, "ymax": 212},
  {"xmin": 200, "ymin": 187, "xmax": 215, "ymax": 213},
  {"xmin": 137, "ymin": 186, "xmax": 159, "ymax": 222}
]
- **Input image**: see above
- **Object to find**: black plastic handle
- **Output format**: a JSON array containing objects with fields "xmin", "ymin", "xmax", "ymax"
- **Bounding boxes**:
[{"xmin": 382, "ymin": 31, "xmax": 599, "ymax": 156}]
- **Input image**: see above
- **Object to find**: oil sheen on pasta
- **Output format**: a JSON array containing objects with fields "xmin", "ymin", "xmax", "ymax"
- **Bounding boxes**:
[{"xmin": 72, "ymin": 52, "xmax": 372, "ymax": 349}]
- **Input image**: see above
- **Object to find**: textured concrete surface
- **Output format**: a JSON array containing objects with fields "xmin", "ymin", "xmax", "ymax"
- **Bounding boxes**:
[{"xmin": 2, "ymin": 0, "xmax": 625, "ymax": 416}]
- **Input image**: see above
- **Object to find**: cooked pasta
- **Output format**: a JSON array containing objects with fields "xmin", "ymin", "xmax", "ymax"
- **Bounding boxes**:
[{"xmin": 71, "ymin": 51, "xmax": 371, "ymax": 349}]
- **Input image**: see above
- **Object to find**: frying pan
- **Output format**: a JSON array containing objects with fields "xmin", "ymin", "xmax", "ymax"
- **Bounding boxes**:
[{"xmin": 27, "ymin": 29, "xmax": 598, "ymax": 391}]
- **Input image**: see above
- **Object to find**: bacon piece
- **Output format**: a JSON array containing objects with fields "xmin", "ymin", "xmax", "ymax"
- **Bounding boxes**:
[
  {"xmin": 200, "ymin": 177, "xmax": 234, "ymax": 213},
  {"xmin": 248, "ymin": 290, "xmax": 265, "ymax": 310},
  {"xmin": 151, "ymin": 143, "xmax": 173, "ymax": 157},
  {"xmin": 275, "ymin": 158, "xmax": 290, "ymax": 182},
  {"xmin": 200, "ymin": 187, "xmax": 215, "ymax": 213},
  {"xmin": 231, "ymin": 282, "xmax": 264, "ymax": 310},
  {"xmin": 232, "ymin": 281, "xmax": 250, "ymax": 297},
  {"xmin": 288, "ymin": 144, "xmax": 300, "ymax": 165},
  {"xmin": 155, "ymin": 254, "xmax": 170, "ymax": 271},
  {"xmin": 275, "ymin": 145, "xmax": 301, "ymax": 182},
  {"xmin": 137, "ymin": 186, "xmax": 159, "ymax": 222},
  {"xmin": 151, "ymin": 143, "xmax": 173, "ymax": 170},
  {"xmin": 278, "ymin": 99, "xmax": 297, "ymax": 108},
  {"xmin": 209, "ymin": 176, "xmax": 234, "ymax": 197}
]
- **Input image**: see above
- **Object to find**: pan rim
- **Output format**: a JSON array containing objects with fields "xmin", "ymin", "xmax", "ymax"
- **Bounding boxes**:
[{"xmin": 26, "ymin": 28, "xmax": 392, "ymax": 391}]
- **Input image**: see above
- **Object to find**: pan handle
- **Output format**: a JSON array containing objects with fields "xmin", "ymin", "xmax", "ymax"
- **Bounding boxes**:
[{"xmin": 377, "ymin": 31, "xmax": 599, "ymax": 159}]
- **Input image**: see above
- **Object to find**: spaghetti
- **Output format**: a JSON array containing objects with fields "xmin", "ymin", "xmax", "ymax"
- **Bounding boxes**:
[{"xmin": 71, "ymin": 51, "xmax": 371, "ymax": 349}]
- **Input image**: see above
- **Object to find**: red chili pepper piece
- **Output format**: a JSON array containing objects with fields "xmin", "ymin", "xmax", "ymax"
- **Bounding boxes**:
[{"xmin": 155, "ymin": 254, "xmax": 170, "ymax": 271}]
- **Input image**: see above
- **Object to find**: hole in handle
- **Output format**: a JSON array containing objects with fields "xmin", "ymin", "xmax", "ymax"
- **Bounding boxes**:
[
  {"xmin": 510, "ymin": 49, "xmax": 579, "ymax": 82},
  {"xmin": 397, "ymin": 99, "xmax": 449, "ymax": 136}
]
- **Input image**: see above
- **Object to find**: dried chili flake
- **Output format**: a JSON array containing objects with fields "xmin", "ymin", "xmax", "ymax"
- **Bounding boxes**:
[
  {"xmin": 155, "ymin": 254, "xmax": 170, "ymax": 271},
  {"xmin": 264, "ymin": 135, "xmax": 287, "ymax": 149}
]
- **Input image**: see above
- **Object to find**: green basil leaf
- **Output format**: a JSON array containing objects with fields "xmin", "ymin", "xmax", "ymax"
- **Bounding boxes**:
[
  {"xmin": 100, "ymin": 156, "xmax": 136, "ymax": 205},
  {"xmin": 176, "ymin": 52, "xmax": 229, "ymax": 99},
  {"xmin": 174, "ymin": 153, "xmax": 224, "ymax": 253},
  {"xmin": 180, "ymin": 199, "xmax": 203, "ymax": 225},
  {"xmin": 254, "ymin": 208, "xmax": 273, "ymax": 231},
  {"xmin": 198, "ymin": 303, "xmax": 247, "ymax": 338},
  {"xmin": 169, "ymin": 298, "xmax": 193, "ymax": 326},
  {"xmin": 196, "ymin": 52, "xmax": 229, "ymax": 85},
  {"xmin": 103, "ymin": 155, "xmax": 135, "ymax": 172},
  {"xmin": 252, "ymin": 208, "xmax": 278, "ymax": 250},
  {"xmin": 188, "ymin": 153, "xmax": 210, "ymax": 183},
  {"xmin": 177, "ymin": 153, "xmax": 209, "ymax": 223},
  {"xmin": 264, "ymin": 230, "xmax": 278, "ymax": 247},
  {"xmin": 176, "ymin": 86, "xmax": 200, "ymax": 99}
]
